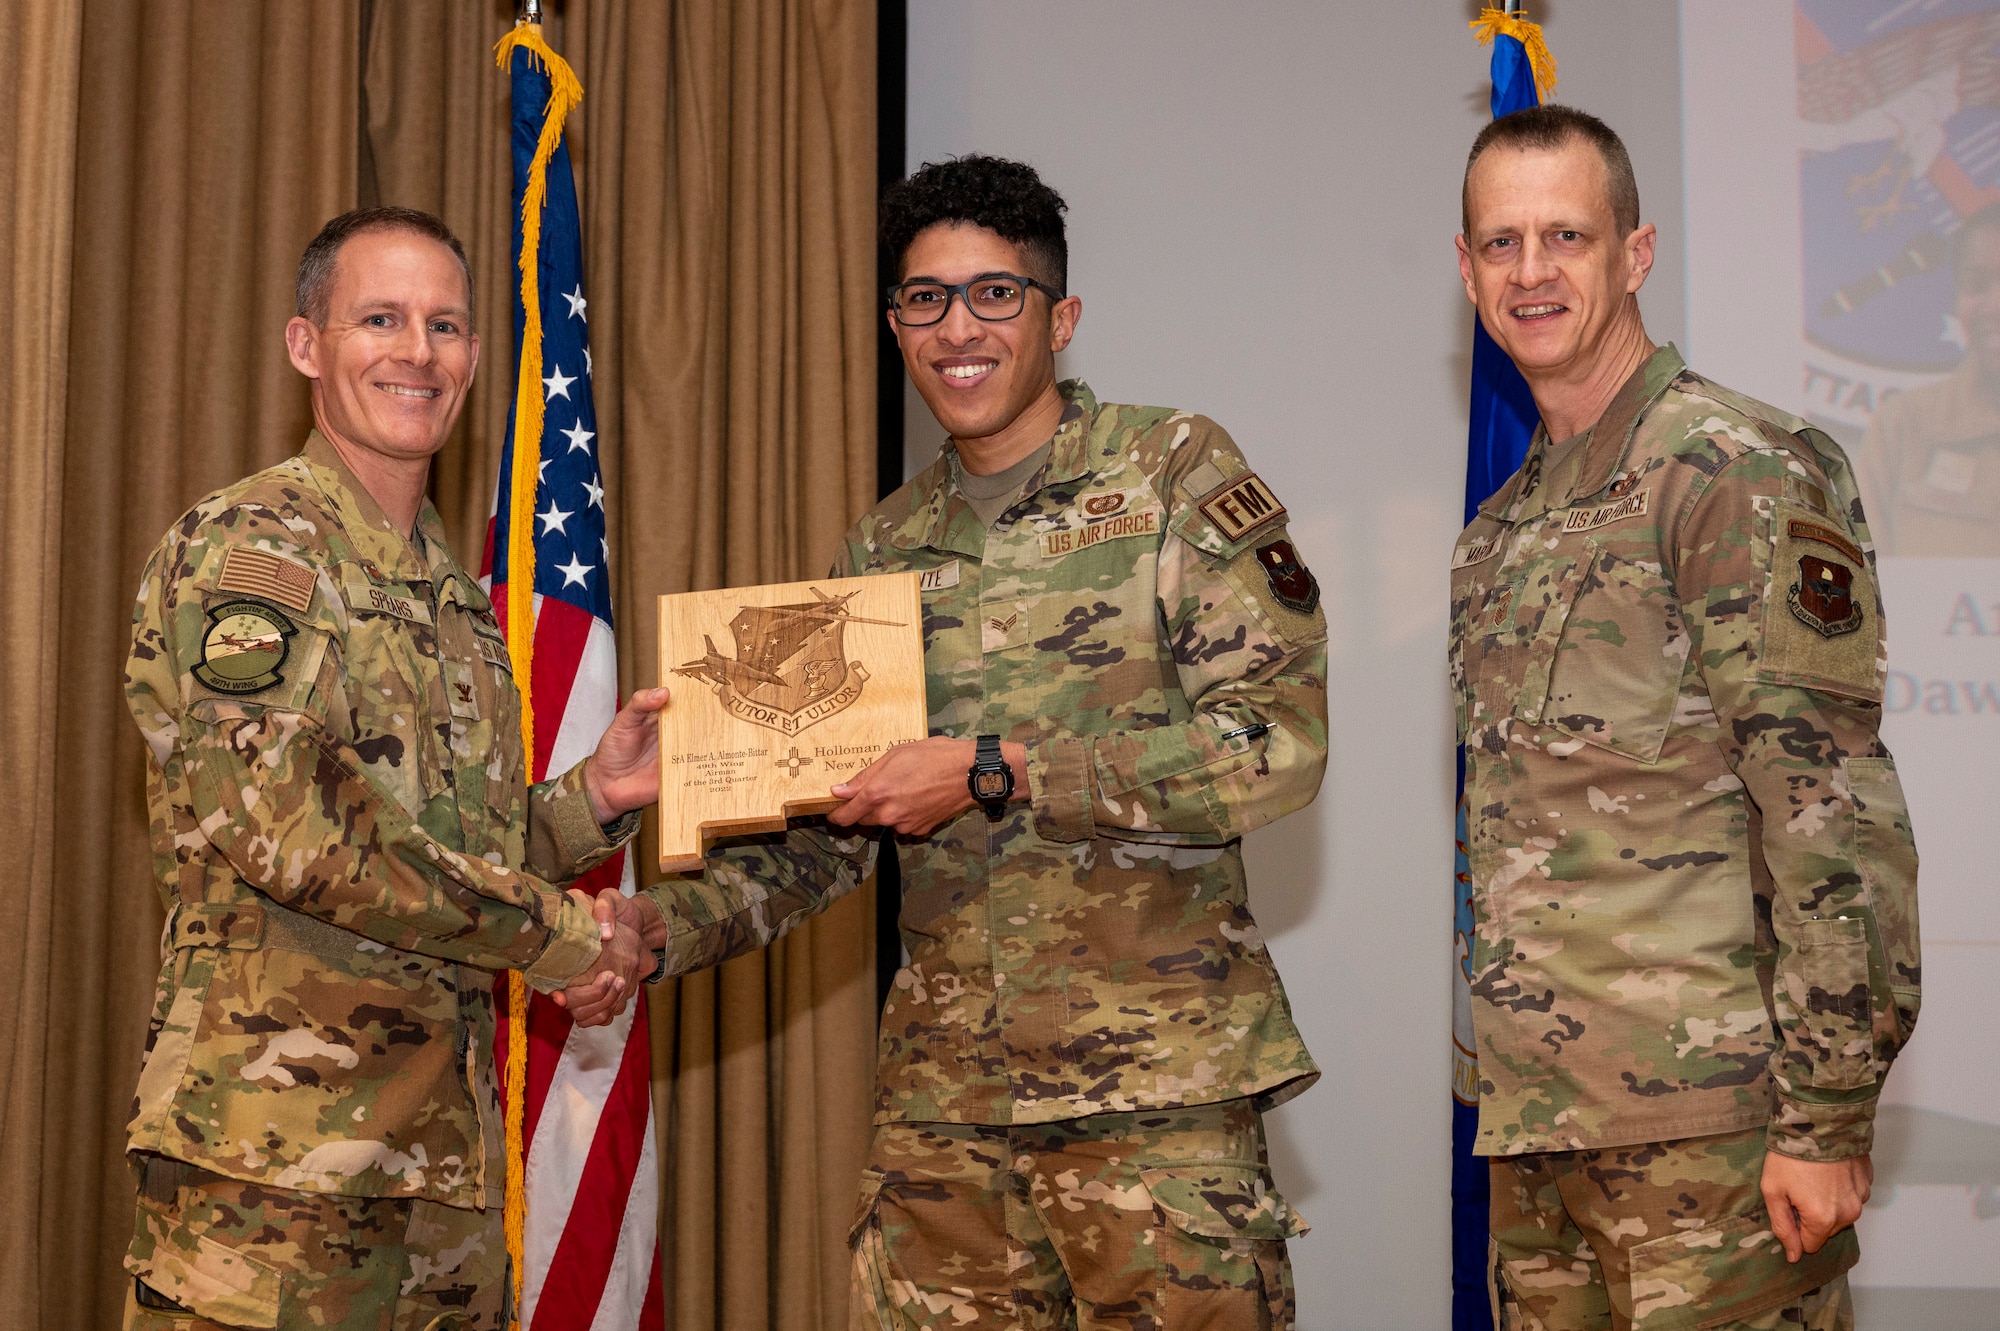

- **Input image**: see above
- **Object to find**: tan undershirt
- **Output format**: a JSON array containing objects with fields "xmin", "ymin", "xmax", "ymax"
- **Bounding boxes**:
[{"xmin": 956, "ymin": 441, "xmax": 1052, "ymax": 527}]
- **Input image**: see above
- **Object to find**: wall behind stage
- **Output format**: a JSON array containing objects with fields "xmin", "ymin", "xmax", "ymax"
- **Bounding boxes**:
[{"xmin": 903, "ymin": 5, "xmax": 1685, "ymax": 1325}]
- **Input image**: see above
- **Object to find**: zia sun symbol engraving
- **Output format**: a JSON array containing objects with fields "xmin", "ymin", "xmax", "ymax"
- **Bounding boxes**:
[{"xmin": 673, "ymin": 586, "xmax": 907, "ymax": 737}]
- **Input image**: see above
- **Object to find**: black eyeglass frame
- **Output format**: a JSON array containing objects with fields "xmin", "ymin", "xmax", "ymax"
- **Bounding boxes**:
[{"xmin": 884, "ymin": 272, "xmax": 1067, "ymax": 327}]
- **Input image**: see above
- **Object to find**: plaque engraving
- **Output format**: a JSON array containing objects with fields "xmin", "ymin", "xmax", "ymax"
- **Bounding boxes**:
[{"xmin": 657, "ymin": 572, "xmax": 927, "ymax": 871}]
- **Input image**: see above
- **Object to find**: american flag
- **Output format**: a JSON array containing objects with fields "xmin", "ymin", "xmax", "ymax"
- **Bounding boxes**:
[{"xmin": 482, "ymin": 27, "xmax": 663, "ymax": 1331}]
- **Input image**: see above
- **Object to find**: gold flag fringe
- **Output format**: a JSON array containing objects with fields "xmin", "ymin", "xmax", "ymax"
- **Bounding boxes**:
[
  {"xmin": 491, "ymin": 20, "xmax": 584, "ymax": 1328},
  {"xmin": 1470, "ymin": 7, "xmax": 1558, "ymax": 106}
]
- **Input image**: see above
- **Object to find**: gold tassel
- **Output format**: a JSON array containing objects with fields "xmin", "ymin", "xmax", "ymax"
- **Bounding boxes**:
[
  {"xmin": 491, "ymin": 20, "xmax": 584, "ymax": 1329},
  {"xmin": 1469, "ymin": 7, "xmax": 1558, "ymax": 106}
]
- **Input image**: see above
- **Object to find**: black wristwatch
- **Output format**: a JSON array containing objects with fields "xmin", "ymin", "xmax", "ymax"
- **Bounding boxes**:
[{"xmin": 966, "ymin": 734, "xmax": 1014, "ymax": 821}]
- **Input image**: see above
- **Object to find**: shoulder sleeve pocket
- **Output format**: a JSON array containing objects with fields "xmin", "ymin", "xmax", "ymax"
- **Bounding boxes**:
[{"xmin": 1758, "ymin": 501, "xmax": 1882, "ymax": 700}]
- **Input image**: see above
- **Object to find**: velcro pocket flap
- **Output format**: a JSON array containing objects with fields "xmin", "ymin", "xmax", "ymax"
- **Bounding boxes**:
[
  {"xmin": 1793, "ymin": 915, "xmax": 1875, "ymax": 1090},
  {"xmin": 1140, "ymin": 1163, "xmax": 1309, "ymax": 1241},
  {"xmin": 1627, "ymin": 1206, "xmax": 1855, "ymax": 1330}
]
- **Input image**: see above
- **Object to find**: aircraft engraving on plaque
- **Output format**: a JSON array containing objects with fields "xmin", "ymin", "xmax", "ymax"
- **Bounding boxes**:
[
  {"xmin": 656, "ymin": 572, "xmax": 927, "ymax": 872},
  {"xmin": 672, "ymin": 587, "xmax": 906, "ymax": 737}
]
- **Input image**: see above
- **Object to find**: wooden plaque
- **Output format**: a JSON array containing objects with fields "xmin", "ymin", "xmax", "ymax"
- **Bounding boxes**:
[{"xmin": 656, "ymin": 572, "xmax": 928, "ymax": 872}]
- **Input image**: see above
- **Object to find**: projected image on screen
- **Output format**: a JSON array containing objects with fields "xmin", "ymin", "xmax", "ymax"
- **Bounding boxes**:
[
  {"xmin": 1689, "ymin": 1, "xmax": 2000, "ymax": 1319},
  {"xmin": 1800, "ymin": 1, "xmax": 2000, "ymax": 1317}
]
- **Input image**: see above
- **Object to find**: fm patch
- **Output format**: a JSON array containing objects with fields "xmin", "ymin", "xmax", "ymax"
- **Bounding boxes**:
[
  {"xmin": 192, "ymin": 600, "xmax": 297, "ymax": 694},
  {"xmin": 1198, "ymin": 472, "xmax": 1286, "ymax": 543},
  {"xmin": 1255, "ymin": 539, "xmax": 1320, "ymax": 614},
  {"xmin": 1789, "ymin": 555, "xmax": 1863, "ymax": 638}
]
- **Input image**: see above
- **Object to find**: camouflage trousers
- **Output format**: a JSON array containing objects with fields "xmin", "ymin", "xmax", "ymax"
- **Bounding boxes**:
[
  {"xmin": 123, "ymin": 1154, "xmax": 506, "ymax": 1331},
  {"xmin": 1489, "ymin": 1128, "xmax": 1858, "ymax": 1331},
  {"xmin": 847, "ymin": 1101, "xmax": 1307, "ymax": 1330}
]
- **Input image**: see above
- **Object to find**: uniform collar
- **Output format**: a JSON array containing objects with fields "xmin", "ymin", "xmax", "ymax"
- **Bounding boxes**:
[
  {"xmin": 891, "ymin": 379, "xmax": 1102, "ymax": 554},
  {"xmin": 302, "ymin": 430, "xmax": 456, "ymax": 586},
  {"xmin": 1481, "ymin": 343, "xmax": 1686, "ymax": 523}
]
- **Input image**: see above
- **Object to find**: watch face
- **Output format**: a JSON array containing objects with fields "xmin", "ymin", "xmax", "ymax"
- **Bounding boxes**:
[{"xmin": 973, "ymin": 770, "xmax": 1009, "ymax": 799}]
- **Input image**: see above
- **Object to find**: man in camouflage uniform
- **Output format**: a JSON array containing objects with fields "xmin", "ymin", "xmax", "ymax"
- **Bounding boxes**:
[
  {"xmin": 1451, "ymin": 107, "xmax": 1920, "ymax": 1329},
  {"xmin": 122, "ymin": 207, "xmax": 665, "ymax": 1330},
  {"xmin": 617, "ymin": 156, "xmax": 1327, "ymax": 1328}
]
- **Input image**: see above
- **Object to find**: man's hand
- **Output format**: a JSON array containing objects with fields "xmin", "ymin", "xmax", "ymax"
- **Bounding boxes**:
[
  {"xmin": 1762, "ymin": 1150, "xmax": 1872, "ymax": 1262},
  {"xmin": 826, "ymin": 736, "xmax": 1027, "ymax": 838},
  {"xmin": 594, "ymin": 885, "xmax": 669, "ymax": 953},
  {"xmin": 584, "ymin": 687, "xmax": 671, "ymax": 823},
  {"xmin": 550, "ymin": 889, "xmax": 648, "ymax": 1026}
]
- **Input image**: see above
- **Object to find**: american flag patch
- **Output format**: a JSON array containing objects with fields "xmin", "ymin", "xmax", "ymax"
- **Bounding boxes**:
[{"xmin": 216, "ymin": 546, "xmax": 316, "ymax": 613}]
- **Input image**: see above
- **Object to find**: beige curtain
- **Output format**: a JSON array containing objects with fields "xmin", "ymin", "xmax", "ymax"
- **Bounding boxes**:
[
  {"xmin": 0, "ymin": 0, "xmax": 85, "ymax": 1326},
  {"xmin": 0, "ymin": 2, "xmax": 880, "ymax": 1327}
]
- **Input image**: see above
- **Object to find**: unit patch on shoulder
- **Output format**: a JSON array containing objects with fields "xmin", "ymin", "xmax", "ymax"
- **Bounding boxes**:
[
  {"xmin": 193, "ymin": 601, "xmax": 297, "ymax": 694},
  {"xmin": 216, "ymin": 546, "xmax": 316, "ymax": 613},
  {"xmin": 1255, "ymin": 539, "xmax": 1320, "ymax": 614},
  {"xmin": 1197, "ymin": 472, "xmax": 1286, "ymax": 543},
  {"xmin": 1788, "ymin": 554, "xmax": 1864, "ymax": 638}
]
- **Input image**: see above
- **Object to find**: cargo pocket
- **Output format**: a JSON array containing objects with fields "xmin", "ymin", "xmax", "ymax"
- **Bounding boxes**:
[
  {"xmin": 1143, "ymin": 1163, "xmax": 1308, "ymax": 1330},
  {"xmin": 126, "ymin": 1189, "xmax": 281, "ymax": 1329},
  {"xmin": 1627, "ymin": 1205, "xmax": 1856, "ymax": 1330},
  {"xmin": 846, "ymin": 1169, "xmax": 901, "ymax": 1331},
  {"xmin": 1792, "ymin": 915, "xmax": 1876, "ymax": 1090},
  {"xmin": 1848, "ymin": 755, "xmax": 1920, "ymax": 1051}
]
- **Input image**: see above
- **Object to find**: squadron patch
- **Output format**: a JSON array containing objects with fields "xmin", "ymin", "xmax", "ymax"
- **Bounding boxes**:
[
  {"xmin": 1788, "ymin": 554, "xmax": 1864, "ymax": 638},
  {"xmin": 1197, "ymin": 472, "xmax": 1286, "ymax": 543},
  {"xmin": 192, "ymin": 600, "xmax": 297, "ymax": 694},
  {"xmin": 1255, "ymin": 539, "xmax": 1320, "ymax": 614}
]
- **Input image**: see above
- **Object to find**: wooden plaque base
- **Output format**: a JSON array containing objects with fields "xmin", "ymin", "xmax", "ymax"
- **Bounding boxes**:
[{"xmin": 656, "ymin": 572, "xmax": 927, "ymax": 872}]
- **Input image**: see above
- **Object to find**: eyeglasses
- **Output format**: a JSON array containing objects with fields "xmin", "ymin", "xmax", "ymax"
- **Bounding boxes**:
[{"xmin": 885, "ymin": 273, "xmax": 1066, "ymax": 327}]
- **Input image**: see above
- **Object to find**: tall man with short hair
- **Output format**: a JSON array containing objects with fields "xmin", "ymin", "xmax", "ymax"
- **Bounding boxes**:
[
  {"xmin": 622, "ymin": 154, "xmax": 1328, "ymax": 1328},
  {"xmin": 123, "ymin": 206, "xmax": 664, "ymax": 1330},
  {"xmin": 1451, "ymin": 106, "xmax": 1920, "ymax": 1330}
]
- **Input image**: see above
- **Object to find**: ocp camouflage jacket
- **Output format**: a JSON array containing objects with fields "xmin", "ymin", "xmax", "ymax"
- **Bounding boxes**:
[
  {"xmin": 1451, "ymin": 346, "xmax": 1920, "ymax": 1161},
  {"xmin": 124, "ymin": 432, "xmax": 631, "ymax": 1210},
  {"xmin": 643, "ymin": 381, "xmax": 1328, "ymax": 1125}
]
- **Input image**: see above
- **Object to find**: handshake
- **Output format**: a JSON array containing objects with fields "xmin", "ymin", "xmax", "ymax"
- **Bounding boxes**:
[{"xmin": 550, "ymin": 886, "xmax": 666, "ymax": 1026}]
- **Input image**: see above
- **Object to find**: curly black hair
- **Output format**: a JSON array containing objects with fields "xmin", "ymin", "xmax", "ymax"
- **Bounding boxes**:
[{"xmin": 881, "ymin": 154, "xmax": 1069, "ymax": 293}]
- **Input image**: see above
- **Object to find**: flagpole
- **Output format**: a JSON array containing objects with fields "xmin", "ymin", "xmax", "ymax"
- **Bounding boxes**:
[{"xmin": 517, "ymin": 0, "xmax": 543, "ymax": 23}]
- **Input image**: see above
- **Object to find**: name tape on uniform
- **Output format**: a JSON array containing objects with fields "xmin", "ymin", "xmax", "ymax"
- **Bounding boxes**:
[
  {"xmin": 1787, "ymin": 519, "xmax": 1864, "ymax": 564},
  {"xmin": 340, "ymin": 570, "xmax": 433, "ymax": 625},
  {"xmin": 474, "ymin": 634, "xmax": 512, "ymax": 669},
  {"xmin": 1562, "ymin": 489, "xmax": 1650, "ymax": 534},
  {"xmin": 1452, "ymin": 535, "xmax": 1502, "ymax": 569},
  {"xmin": 216, "ymin": 546, "xmax": 317, "ymax": 614},
  {"xmin": 1196, "ymin": 472, "xmax": 1286, "ymax": 543},
  {"xmin": 1040, "ymin": 507, "xmax": 1162, "ymax": 560},
  {"xmin": 919, "ymin": 561, "xmax": 961, "ymax": 592}
]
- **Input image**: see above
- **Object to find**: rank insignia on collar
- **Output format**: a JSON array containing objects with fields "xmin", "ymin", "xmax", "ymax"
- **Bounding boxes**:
[
  {"xmin": 1255, "ymin": 539, "xmax": 1320, "ymax": 614},
  {"xmin": 1788, "ymin": 555, "xmax": 1863, "ymax": 638},
  {"xmin": 192, "ymin": 600, "xmax": 297, "ymax": 694}
]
